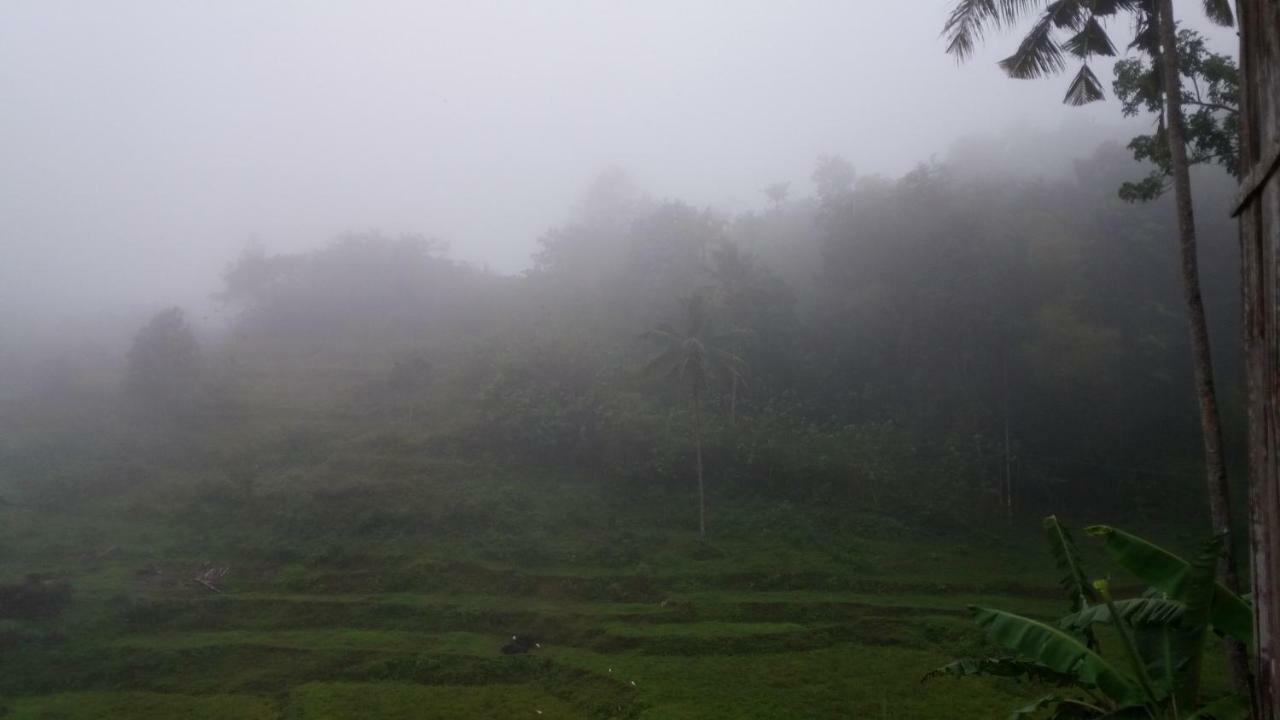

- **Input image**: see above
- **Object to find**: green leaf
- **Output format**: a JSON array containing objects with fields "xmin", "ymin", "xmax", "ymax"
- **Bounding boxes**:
[
  {"xmin": 1059, "ymin": 597, "xmax": 1184, "ymax": 633},
  {"xmin": 1092, "ymin": 580, "xmax": 1161, "ymax": 706},
  {"xmin": 1169, "ymin": 535, "xmax": 1222, "ymax": 710},
  {"xmin": 1044, "ymin": 516, "xmax": 1099, "ymax": 613},
  {"xmin": 1186, "ymin": 694, "xmax": 1250, "ymax": 719},
  {"xmin": 1043, "ymin": 515, "xmax": 1100, "ymax": 649},
  {"xmin": 1009, "ymin": 694, "xmax": 1105, "ymax": 720},
  {"xmin": 1091, "ymin": 707, "xmax": 1151, "ymax": 719},
  {"xmin": 1085, "ymin": 526, "xmax": 1252, "ymax": 643},
  {"xmin": 969, "ymin": 606, "xmax": 1143, "ymax": 705},
  {"xmin": 1130, "ymin": 622, "xmax": 1176, "ymax": 702}
]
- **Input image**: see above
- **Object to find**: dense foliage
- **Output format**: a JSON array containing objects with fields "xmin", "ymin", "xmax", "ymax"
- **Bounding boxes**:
[{"xmin": 929, "ymin": 517, "xmax": 1252, "ymax": 719}]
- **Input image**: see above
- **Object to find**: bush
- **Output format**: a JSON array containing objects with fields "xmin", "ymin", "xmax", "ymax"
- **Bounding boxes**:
[{"xmin": 0, "ymin": 575, "xmax": 71, "ymax": 620}]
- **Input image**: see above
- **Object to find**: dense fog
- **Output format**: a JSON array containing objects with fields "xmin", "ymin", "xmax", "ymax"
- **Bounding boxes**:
[
  {"xmin": 0, "ymin": 3, "xmax": 1261, "ymax": 719},
  {"xmin": 0, "ymin": 3, "xmax": 1234, "ymax": 349}
]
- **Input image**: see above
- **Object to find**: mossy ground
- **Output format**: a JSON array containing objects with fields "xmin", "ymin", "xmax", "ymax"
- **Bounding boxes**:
[{"xmin": 0, "ymin": 446, "xmax": 1210, "ymax": 718}]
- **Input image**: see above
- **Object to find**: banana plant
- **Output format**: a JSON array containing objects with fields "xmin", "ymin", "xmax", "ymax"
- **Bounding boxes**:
[
  {"xmin": 924, "ymin": 518, "xmax": 1251, "ymax": 720},
  {"xmin": 1085, "ymin": 526, "xmax": 1252, "ymax": 646},
  {"xmin": 1045, "ymin": 515, "xmax": 1101, "ymax": 650}
]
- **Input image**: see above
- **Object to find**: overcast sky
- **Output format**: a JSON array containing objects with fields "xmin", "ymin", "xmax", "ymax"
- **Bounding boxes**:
[{"xmin": 0, "ymin": 1, "xmax": 1237, "ymax": 338}]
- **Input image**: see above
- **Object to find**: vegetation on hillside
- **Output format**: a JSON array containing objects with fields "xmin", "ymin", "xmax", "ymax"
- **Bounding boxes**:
[{"xmin": 0, "ymin": 135, "xmax": 1247, "ymax": 717}]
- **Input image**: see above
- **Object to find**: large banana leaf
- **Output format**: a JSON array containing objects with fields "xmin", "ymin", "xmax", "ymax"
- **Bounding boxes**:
[
  {"xmin": 1092, "ymin": 580, "xmax": 1161, "ymax": 707},
  {"xmin": 1009, "ymin": 694, "xmax": 1105, "ymax": 720},
  {"xmin": 1085, "ymin": 526, "xmax": 1252, "ymax": 643},
  {"xmin": 1060, "ymin": 597, "xmax": 1184, "ymax": 633},
  {"xmin": 1130, "ymin": 619, "xmax": 1192, "ymax": 704},
  {"xmin": 1167, "ymin": 535, "xmax": 1221, "ymax": 710},
  {"xmin": 1061, "ymin": 593, "xmax": 1189, "ymax": 702},
  {"xmin": 1091, "ymin": 708, "xmax": 1153, "ymax": 719},
  {"xmin": 970, "ymin": 606, "xmax": 1143, "ymax": 705},
  {"xmin": 1185, "ymin": 694, "xmax": 1251, "ymax": 720},
  {"xmin": 1045, "ymin": 516, "xmax": 1099, "ymax": 612},
  {"xmin": 1044, "ymin": 515, "xmax": 1100, "ymax": 649}
]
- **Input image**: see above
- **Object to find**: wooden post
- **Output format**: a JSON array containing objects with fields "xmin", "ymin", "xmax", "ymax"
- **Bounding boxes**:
[{"xmin": 1235, "ymin": 3, "xmax": 1280, "ymax": 717}]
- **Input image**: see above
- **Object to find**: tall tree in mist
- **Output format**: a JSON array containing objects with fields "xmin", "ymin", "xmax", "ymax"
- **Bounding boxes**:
[
  {"xmin": 764, "ymin": 182, "xmax": 790, "ymax": 210},
  {"xmin": 1112, "ymin": 29, "xmax": 1239, "ymax": 202},
  {"xmin": 643, "ymin": 293, "xmax": 748, "ymax": 539},
  {"xmin": 125, "ymin": 307, "xmax": 201, "ymax": 418},
  {"xmin": 942, "ymin": 0, "xmax": 1249, "ymax": 690}
]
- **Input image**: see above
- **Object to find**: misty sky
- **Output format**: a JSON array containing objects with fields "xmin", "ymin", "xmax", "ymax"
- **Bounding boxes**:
[{"xmin": 0, "ymin": 1, "xmax": 1237, "ymax": 337}]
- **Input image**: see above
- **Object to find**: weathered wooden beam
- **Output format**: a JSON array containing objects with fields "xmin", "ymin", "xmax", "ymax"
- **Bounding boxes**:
[
  {"xmin": 1234, "ymin": 140, "xmax": 1280, "ymax": 217},
  {"xmin": 1237, "ymin": 2, "xmax": 1280, "ymax": 718}
]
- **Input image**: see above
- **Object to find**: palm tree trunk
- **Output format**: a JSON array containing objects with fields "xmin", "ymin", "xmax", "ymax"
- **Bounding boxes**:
[
  {"xmin": 693, "ymin": 389, "xmax": 705, "ymax": 539},
  {"xmin": 1154, "ymin": 0, "xmax": 1251, "ymax": 693}
]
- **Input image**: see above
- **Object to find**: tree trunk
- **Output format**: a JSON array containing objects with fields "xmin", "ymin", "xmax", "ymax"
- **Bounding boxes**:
[
  {"xmin": 693, "ymin": 391, "xmax": 706, "ymax": 539},
  {"xmin": 1153, "ymin": 0, "xmax": 1252, "ymax": 693},
  {"xmin": 1236, "ymin": 2, "xmax": 1280, "ymax": 717}
]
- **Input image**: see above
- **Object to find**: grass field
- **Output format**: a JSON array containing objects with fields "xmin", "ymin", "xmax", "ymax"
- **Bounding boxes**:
[{"xmin": 0, "ymin": 440, "xmax": 1212, "ymax": 719}]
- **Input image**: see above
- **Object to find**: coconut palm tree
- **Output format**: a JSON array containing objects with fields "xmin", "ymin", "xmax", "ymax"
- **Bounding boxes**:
[
  {"xmin": 941, "ymin": 0, "xmax": 1249, "ymax": 692},
  {"xmin": 643, "ymin": 292, "xmax": 748, "ymax": 539}
]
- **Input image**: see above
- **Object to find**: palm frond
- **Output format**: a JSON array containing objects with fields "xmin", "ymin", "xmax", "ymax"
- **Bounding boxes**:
[
  {"xmin": 1201, "ymin": 0, "xmax": 1234, "ymax": 27},
  {"xmin": 1063, "ymin": 64, "xmax": 1105, "ymax": 105},
  {"xmin": 943, "ymin": 0, "xmax": 1000, "ymax": 60},
  {"xmin": 1063, "ymin": 16, "xmax": 1117, "ymax": 59},
  {"xmin": 713, "ymin": 351, "xmax": 750, "ymax": 392},
  {"xmin": 642, "ymin": 289, "xmax": 751, "ymax": 407},
  {"xmin": 943, "ymin": 0, "xmax": 1044, "ymax": 60},
  {"xmin": 640, "ymin": 326, "xmax": 683, "ymax": 346},
  {"xmin": 681, "ymin": 293, "xmax": 711, "ymax": 336},
  {"xmin": 998, "ymin": 9, "xmax": 1067, "ymax": 79},
  {"xmin": 712, "ymin": 327, "xmax": 755, "ymax": 344},
  {"xmin": 1048, "ymin": 1, "xmax": 1141, "ymax": 41},
  {"xmin": 1128, "ymin": 9, "xmax": 1159, "ymax": 54},
  {"xmin": 1090, "ymin": 0, "xmax": 1145, "ymax": 17},
  {"xmin": 1046, "ymin": 0, "xmax": 1088, "ymax": 30},
  {"xmin": 641, "ymin": 346, "xmax": 684, "ymax": 378}
]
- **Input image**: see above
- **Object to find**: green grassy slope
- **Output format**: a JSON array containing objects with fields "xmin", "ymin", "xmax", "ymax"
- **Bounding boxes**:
[{"xmin": 0, "ymin": 434, "xmax": 1206, "ymax": 719}]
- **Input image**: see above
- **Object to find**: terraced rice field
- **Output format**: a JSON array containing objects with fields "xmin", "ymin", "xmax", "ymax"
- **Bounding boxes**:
[
  {"xmin": 0, "ymin": 554, "xmax": 1069, "ymax": 716},
  {"xmin": 0, "ymin": 458, "xmax": 1113, "ymax": 718}
]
